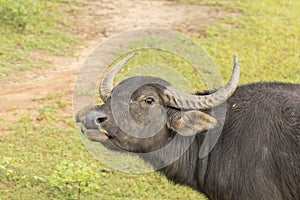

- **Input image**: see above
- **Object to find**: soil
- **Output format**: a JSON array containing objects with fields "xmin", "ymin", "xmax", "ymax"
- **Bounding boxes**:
[{"xmin": 0, "ymin": 0, "xmax": 236, "ymax": 133}]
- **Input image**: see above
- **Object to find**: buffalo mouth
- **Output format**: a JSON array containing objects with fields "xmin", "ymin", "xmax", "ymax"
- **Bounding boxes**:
[
  {"xmin": 77, "ymin": 123, "xmax": 110, "ymax": 142},
  {"xmin": 76, "ymin": 123, "xmax": 123, "ymax": 152}
]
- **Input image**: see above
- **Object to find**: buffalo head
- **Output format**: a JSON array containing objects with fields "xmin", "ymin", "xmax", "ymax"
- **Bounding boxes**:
[{"xmin": 76, "ymin": 54, "xmax": 240, "ymax": 153}]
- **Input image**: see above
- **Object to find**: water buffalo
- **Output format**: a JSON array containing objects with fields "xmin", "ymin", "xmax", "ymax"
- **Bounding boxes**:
[{"xmin": 76, "ymin": 54, "xmax": 300, "ymax": 200}]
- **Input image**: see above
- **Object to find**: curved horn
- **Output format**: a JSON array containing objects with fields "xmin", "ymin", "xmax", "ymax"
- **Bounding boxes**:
[
  {"xmin": 99, "ymin": 53, "xmax": 136, "ymax": 102},
  {"xmin": 163, "ymin": 55, "xmax": 240, "ymax": 110}
]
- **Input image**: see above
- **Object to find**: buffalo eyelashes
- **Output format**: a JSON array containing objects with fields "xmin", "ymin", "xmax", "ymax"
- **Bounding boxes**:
[{"xmin": 143, "ymin": 97, "xmax": 155, "ymax": 105}]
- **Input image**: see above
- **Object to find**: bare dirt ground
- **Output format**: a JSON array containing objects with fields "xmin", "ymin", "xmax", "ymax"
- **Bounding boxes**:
[{"xmin": 0, "ymin": 0, "xmax": 235, "ymax": 132}]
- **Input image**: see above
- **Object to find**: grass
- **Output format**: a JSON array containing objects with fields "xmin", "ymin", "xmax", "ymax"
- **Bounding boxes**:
[
  {"xmin": 197, "ymin": 0, "xmax": 300, "ymax": 85},
  {"xmin": 0, "ymin": 0, "xmax": 80, "ymax": 80},
  {"xmin": 1, "ymin": 0, "xmax": 300, "ymax": 199}
]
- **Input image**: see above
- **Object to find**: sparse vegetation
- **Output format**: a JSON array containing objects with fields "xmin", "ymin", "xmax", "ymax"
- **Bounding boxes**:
[
  {"xmin": 198, "ymin": 0, "xmax": 300, "ymax": 84},
  {"xmin": 0, "ymin": 0, "xmax": 79, "ymax": 79}
]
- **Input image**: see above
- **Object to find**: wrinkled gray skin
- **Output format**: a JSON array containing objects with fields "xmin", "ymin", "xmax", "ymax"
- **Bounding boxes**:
[
  {"xmin": 77, "ymin": 76, "xmax": 215, "ymax": 153},
  {"xmin": 76, "ymin": 64, "xmax": 300, "ymax": 200}
]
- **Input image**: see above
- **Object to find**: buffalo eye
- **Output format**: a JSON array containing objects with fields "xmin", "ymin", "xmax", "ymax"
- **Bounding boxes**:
[{"xmin": 143, "ymin": 97, "xmax": 155, "ymax": 105}]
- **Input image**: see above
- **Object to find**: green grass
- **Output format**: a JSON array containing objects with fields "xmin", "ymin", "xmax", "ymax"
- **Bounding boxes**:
[
  {"xmin": 1, "ymin": 0, "xmax": 300, "ymax": 199},
  {"xmin": 0, "ymin": 0, "xmax": 79, "ymax": 79},
  {"xmin": 197, "ymin": 0, "xmax": 300, "ymax": 85}
]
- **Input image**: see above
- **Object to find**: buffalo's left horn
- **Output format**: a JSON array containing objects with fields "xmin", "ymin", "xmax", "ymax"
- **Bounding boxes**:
[
  {"xmin": 163, "ymin": 55, "xmax": 240, "ymax": 110},
  {"xmin": 99, "ymin": 53, "xmax": 136, "ymax": 102}
]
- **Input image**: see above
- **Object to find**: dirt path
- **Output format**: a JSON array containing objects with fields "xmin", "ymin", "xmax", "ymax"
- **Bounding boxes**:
[{"xmin": 0, "ymin": 0, "xmax": 234, "ymax": 119}]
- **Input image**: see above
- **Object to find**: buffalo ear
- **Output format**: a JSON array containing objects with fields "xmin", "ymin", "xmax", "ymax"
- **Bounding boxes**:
[{"xmin": 167, "ymin": 110, "xmax": 218, "ymax": 136}]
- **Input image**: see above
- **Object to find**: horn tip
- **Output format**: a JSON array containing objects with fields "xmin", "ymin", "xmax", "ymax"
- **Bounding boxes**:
[
  {"xmin": 128, "ymin": 52, "xmax": 137, "ymax": 58},
  {"xmin": 233, "ymin": 54, "xmax": 239, "ymax": 66},
  {"xmin": 233, "ymin": 53, "xmax": 238, "ymax": 61}
]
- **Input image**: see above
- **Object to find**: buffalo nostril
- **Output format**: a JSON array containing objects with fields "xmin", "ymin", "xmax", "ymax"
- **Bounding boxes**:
[
  {"xmin": 85, "ymin": 110, "xmax": 107, "ymax": 129},
  {"xmin": 95, "ymin": 116, "xmax": 108, "ymax": 125}
]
